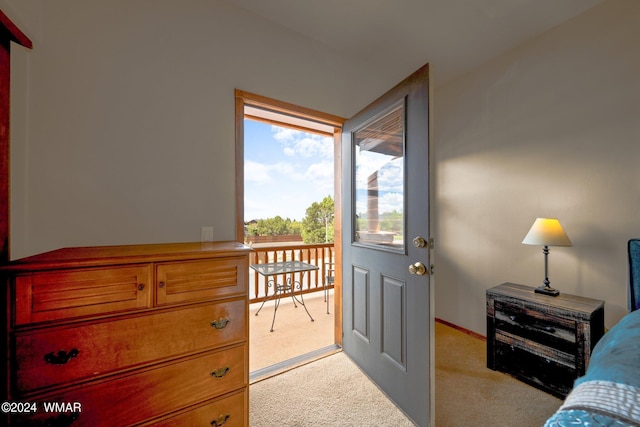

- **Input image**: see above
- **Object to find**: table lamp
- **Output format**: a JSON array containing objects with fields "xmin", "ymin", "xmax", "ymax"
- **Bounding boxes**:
[{"xmin": 522, "ymin": 217, "xmax": 572, "ymax": 296}]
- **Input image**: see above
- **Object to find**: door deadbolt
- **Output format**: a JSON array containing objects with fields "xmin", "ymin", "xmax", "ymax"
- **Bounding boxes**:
[
  {"xmin": 408, "ymin": 262, "xmax": 427, "ymax": 275},
  {"xmin": 412, "ymin": 236, "xmax": 427, "ymax": 248}
]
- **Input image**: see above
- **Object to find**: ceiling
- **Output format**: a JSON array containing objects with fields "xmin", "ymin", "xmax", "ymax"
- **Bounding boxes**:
[{"xmin": 223, "ymin": 0, "xmax": 605, "ymax": 86}]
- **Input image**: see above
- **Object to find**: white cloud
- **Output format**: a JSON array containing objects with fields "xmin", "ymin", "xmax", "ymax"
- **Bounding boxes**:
[
  {"xmin": 271, "ymin": 127, "xmax": 299, "ymax": 142},
  {"xmin": 355, "ymin": 191, "xmax": 403, "ymax": 216},
  {"xmin": 379, "ymin": 191, "xmax": 404, "ymax": 214},
  {"xmin": 272, "ymin": 125, "xmax": 333, "ymax": 159},
  {"xmin": 245, "ymin": 160, "xmax": 274, "ymax": 184},
  {"xmin": 305, "ymin": 160, "xmax": 333, "ymax": 180},
  {"xmin": 245, "ymin": 160, "xmax": 297, "ymax": 184},
  {"xmin": 305, "ymin": 161, "xmax": 335, "ymax": 193},
  {"xmin": 355, "ymin": 151, "xmax": 404, "ymax": 191},
  {"xmin": 377, "ymin": 159, "xmax": 403, "ymax": 193}
]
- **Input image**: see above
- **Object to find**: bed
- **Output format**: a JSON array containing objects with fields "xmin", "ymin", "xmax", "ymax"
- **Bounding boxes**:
[{"xmin": 543, "ymin": 239, "xmax": 640, "ymax": 427}]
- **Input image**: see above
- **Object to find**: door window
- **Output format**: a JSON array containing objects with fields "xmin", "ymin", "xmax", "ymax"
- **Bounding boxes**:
[{"xmin": 353, "ymin": 100, "xmax": 405, "ymax": 252}]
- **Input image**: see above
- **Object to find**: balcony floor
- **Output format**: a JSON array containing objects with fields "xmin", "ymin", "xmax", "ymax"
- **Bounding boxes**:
[{"xmin": 250, "ymin": 289, "xmax": 336, "ymax": 376}]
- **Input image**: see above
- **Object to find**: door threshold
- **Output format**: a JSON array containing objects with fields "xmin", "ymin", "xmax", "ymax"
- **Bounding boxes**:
[{"xmin": 250, "ymin": 344, "xmax": 342, "ymax": 384}]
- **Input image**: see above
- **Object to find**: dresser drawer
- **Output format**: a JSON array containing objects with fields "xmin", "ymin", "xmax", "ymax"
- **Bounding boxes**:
[
  {"xmin": 148, "ymin": 390, "xmax": 247, "ymax": 427},
  {"xmin": 15, "ymin": 299, "xmax": 247, "ymax": 394},
  {"xmin": 11, "ymin": 345, "xmax": 247, "ymax": 427},
  {"xmin": 156, "ymin": 257, "xmax": 248, "ymax": 305},
  {"xmin": 14, "ymin": 265, "xmax": 152, "ymax": 325},
  {"xmin": 494, "ymin": 300, "xmax": 576, "ymax": 354}
]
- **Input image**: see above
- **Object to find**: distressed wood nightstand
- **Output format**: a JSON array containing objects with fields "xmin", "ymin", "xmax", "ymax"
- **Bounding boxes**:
[{"xmin": 486, "ymin": 282, "xmax": 605, "ymax": 398}]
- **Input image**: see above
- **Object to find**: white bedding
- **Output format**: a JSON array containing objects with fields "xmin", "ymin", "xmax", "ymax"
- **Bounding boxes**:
[{"xmin": 556, "ymin": 380, "xmax": 640, "ymax": 425}]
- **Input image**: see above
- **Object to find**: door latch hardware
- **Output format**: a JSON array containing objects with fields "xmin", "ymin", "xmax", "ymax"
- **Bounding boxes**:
[
  {"xmin": 412, "ymin": 236, "xmax": 427, "ymax": 248},
  {"xmin": 408, "ymin": 262, "xmax": 427, "ymax": 276}
]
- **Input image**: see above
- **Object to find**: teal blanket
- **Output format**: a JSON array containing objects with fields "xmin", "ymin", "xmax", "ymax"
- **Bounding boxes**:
[
  {"xmin": 577, "ymin": 309, "xmax": 640, "ymax": 389},
  {"xmin": 545, "ymin": 310, "xmax": 640, "ymax": 427}
]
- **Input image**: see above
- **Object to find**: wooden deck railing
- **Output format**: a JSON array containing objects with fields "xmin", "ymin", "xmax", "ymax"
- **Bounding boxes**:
[{"xmin": 248, "ymin": 243, "xmax": 335, "ymax": 303}]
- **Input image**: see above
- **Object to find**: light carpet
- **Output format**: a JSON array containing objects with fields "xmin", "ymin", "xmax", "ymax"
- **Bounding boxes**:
[
  {"xmin": 435, "ymin": 322, "xmax": 562, "ymax": 426},
  {"xmin": 249, "ymin": 351, "xmax": 416, "ymax": 426},
  {"xmin": 249, "ymin": 321, "xmax": 564, "ymax": 426}
]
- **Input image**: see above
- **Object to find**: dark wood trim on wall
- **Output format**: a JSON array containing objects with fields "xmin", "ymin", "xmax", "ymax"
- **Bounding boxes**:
[
  {"xmin": 0, "ymin": 38, "xmax": 10, "ymax": 263},
  {"xmin": 234, "ymin": 92, "xmax": 245, "ymax": 243},
  {"xmin": 435, "ymin": 318, "xmax": 486, "ymax": 341},
  {"xmin": 0, "ymin": 10, "xmax": 32, "ymax": 263}
]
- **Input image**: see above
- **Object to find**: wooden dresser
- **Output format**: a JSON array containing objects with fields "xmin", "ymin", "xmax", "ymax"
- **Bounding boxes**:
[
  {"xmin": 486, "ymin": 282, "xmax": 605, "ymax": 398},
  {"xmin": 1, "ymin": 241, "xmax": 251, "ymax": 426}
]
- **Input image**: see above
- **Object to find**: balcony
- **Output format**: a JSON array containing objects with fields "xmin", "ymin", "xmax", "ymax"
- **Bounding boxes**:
[
  {"xmin": 248, "ymin": 242, "xmax": 337, "ymax": 377},
  {"xmin": 248, "ymin": 242, "xmax": 335, "ymax": 303}
]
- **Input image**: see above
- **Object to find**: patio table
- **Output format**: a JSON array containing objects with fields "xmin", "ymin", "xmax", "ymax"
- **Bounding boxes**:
[{"xmin": 251, "ymin": 260, "xmax": 318, "ymax": 332}]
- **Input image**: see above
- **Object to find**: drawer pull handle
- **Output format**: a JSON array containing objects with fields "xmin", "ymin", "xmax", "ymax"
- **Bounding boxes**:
[
  {"xmin": 509, "ymin": 315, "xmax": 517, "ymax": 322},
  {"xmin": 211, "ymin": 366, "xmax": 230, "ymax": 378},
  {"xmin": 159, "ymin": 281, "xmax": 165, "ymax": 288},
  {"xmin": 211, "ymin": 414, "xmax": 230, "ymax": 426},
  {"xmin": 44, "ymin": 349, "xmax": 79, "ymax": 365},
  {"xmin": 211, "ymin": 318, "xmax": 231, "ymax": 329},
  {"xmin": 543, "ymin": 326, "xmax": 556, "ymax": 333},
  {"xmin": 46, "ymin": 411, "xmax": 80, "ymax": 426},
  {"xmin": 138, "ymin": 283, "xmax": 145, "ymax": 291}
]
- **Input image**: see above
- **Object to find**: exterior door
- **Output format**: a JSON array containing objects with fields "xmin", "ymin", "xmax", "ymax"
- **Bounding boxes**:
[{"xmin": 342, "ymin": 64, "xmax": 431, "ymax": 426}]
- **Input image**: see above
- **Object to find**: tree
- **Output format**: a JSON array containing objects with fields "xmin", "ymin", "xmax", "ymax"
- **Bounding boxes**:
[
  {"xmin": 301, "ymin": 195, "xmax": 334, "ymax": 244},
  {"xmin": 380, "ymin": 210, "xmax": 403, "ymax": 234},
  {"xmin": 246, "ymin": 216, "xmax": 300, "ymax": 236}
]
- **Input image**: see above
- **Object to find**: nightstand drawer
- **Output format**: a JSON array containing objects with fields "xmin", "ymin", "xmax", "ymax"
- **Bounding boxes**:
[
  {"xmin": 495, "ymin": 330, "xmax": 575, "ymax": 368},
  {"xmin": 494, "ymin": 339, "xmax": 576, "ymax": 397},
  {"xmin": 494, "ymin": 300, "xmax": 576, "ymax": 354}
]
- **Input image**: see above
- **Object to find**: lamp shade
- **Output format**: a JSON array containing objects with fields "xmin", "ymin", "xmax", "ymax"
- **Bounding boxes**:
[{"xmin": 522, "ymin": 218, "xmax": 572, "ymax": 247}]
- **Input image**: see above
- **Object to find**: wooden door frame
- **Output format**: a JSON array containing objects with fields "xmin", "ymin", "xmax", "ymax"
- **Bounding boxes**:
[
  {"xmin": 234, "ymin": 89, "xmax": 345, "ymax": 345},
  {"xmin": 0, "ymin": 11, "xmax": 32, "ymax": 264}
]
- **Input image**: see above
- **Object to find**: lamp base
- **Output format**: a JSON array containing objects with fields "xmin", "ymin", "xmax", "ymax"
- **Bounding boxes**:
[{"xmin": 534, "ymin": 286, "xmax": 560, "ymax": 297}]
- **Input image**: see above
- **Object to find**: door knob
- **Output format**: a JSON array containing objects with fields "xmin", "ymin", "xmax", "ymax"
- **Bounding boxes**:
[
  {"xmin": 408, "ymin": 262, "xmax": 427, "ymax": 275},
  {"xmin": 413, "ymin": 236, "xmax": 427, "ymax": 248}
]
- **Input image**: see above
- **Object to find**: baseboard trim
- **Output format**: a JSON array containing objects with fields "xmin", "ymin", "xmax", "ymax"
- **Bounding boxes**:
[{"xmin": 436, "ymin": 317, "xmax": 486, "ymax": 341}]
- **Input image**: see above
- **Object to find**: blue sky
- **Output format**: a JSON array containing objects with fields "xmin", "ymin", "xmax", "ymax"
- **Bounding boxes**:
[{"xmin": 244, "ymin": 120, "xmax": 334, "ymax": 221}]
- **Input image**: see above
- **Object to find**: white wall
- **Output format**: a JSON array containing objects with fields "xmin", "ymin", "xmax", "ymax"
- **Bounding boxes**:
[
  {"xmin": 4, "ymin": 0, "xmax": 637, "ymax": 333},
  {"xmin": 434, "ymin": 0, "xmax": 640, "ymax": 332},
  {"xmin": 3, "ymin": 0, "xmax": 401, "ymax": 259}
]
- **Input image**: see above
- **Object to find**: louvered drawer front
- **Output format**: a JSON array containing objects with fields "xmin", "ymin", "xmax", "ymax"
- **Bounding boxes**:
[
  {"xmin": 494, "ymin": 300, "xmax": 577, "ymax": 354},
  {"xmin": 495, "ymin": 330, "xmax": 575, "ymax": 368},
  {"xmin": 10, "ymin": 345, "xmax": 247, "ymax": 427},
  {"xmin": 156, "ymin": 257, "xmax": 248, "ymax": 305},
  {"xmin": 149, "ymin": 390, "xmax": 247, "ymax": 427},
  {"xmin": 14, "ymin": 265, "xmax": 152, "ymax": 325},
  {"xmin": 15, "ymin": 299, "xmax": 247, "ymax": 394},
  {"xmin": 494, "ymin": 339, "xmax": 576, "ymax": 397}
]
